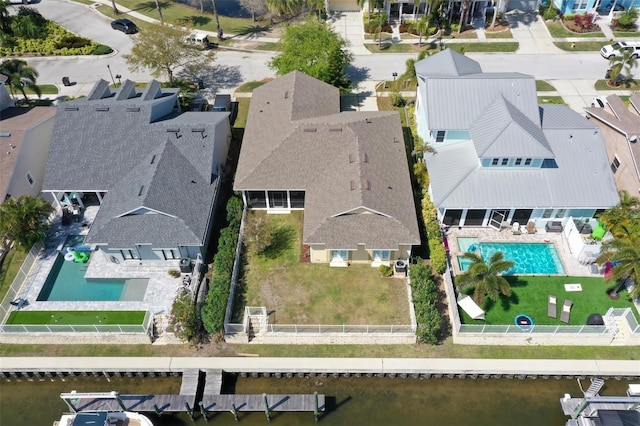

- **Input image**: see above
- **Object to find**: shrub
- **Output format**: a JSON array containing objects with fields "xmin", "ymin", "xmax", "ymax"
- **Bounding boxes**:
[
  {"xmin": 379, "ymin": 264, "xmax": 393, "ymax": 277},
  {"xmin": 55, "ymin": 35, "xmax": 91, "ymax": 49},
  {"xmin": 391, "ymin": 92, "xmax": 406, "ymax": 107},
  {"xmin": 409, "ymin": 261, "xmax": 441, "ymax": 344},
  {"xmin": 201, "ymin": 194, "xmax": 243, "ymax": 334},
  {"xmin": 92, "ymin": 44, "xmax": 113, "ymax": 55},
  {"xmin": 544, "ymin": 6, "xmax": 558, "ymax": 20},
  {"xmin": 617, "ymin": 9, "xmax": 639, "ymax": 29},
  {"xmin": 170, "ymin": 290, "xmax": 200, "ymax": 343},
  {"xmin": 168, "ymin": 269, "xmax": 181, "ymax": 278}
]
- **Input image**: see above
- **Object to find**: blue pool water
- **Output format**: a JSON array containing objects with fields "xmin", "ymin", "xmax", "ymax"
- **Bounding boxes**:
[
  {"xmin": 457, "ymin": 238, "xmax": 565, "ymax": 275},
  {"xmin": 37, "ymin": 236, "xmax": 148, "ymax": 302}
]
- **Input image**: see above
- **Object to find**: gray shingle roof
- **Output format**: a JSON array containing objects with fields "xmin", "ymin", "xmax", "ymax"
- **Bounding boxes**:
[
  {"xmin": 45, "ymin": 80, "xmax": 229, "ymax": 248},
  {"xmin": 235, "ymin": 72, "xmax": 420, "ymax": 250}
]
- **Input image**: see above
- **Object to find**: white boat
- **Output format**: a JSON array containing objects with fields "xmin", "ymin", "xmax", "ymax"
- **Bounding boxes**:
[
  {"xmin": 560, "ymin": 383, "xmax": 640, "ymax": 426},
  {"xmin": 54, "ymin": 411, "xmax": 154, "ymax": 426}
]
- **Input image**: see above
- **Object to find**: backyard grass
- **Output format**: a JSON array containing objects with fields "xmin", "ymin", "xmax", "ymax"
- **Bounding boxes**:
[
  {"xmin": 545, "ymin": 21, "xmax": 604, "ymax": 38},
  {"xmin": 235, "ymin": 79, "xmax": 271, "ymax": 93},
  {"xmin": 595, "ymin": 79, "xmax": 640, "ymax": 90},
  {"xmin": 0, "ymin": 247, "xmax": 27, "ymax": 304},
  {"xmin": 485, "ymin": 29, "xmax": 513, "ymax": 38},
  {"xmin": 538, "ymin": 96, "xmax": 566, "ymax": 104},
  {"xmin": 457, "ymin": 276, "xmax": 638, "ymax": 326},
  {"xmin": 554, "ymin": 41, "xmax": 611, "ymax": 51},
  {"xmin": 535, "ymin": 80, "xmax": 556, "ymax": 91},
  {"xmin": 236, "ymin": 211, "xmax": 411, "ymax": 325},
  {"xmin": 6, "ymin": 310, "xmax": 147, "ymax": 325}
]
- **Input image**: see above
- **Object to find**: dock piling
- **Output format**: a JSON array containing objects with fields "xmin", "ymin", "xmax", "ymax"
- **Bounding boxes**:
[
  {"xmin": 153, "ymin": 403, "xmax": 162, "ymax": 415},
  {"xmin": 199, "ymin": 401, "xmax": 209, "ymax": 421},
  {"xmin": 314, "ymin": 391, "xmax": 319, "ymax": 422},
  {"xmin": 263, "ymin": 393, "xmax": 271, "ymax": 422},
  {"xmin": 231, "ymin": 403, "xmax": 239, "ymax": 422},
  {"xmin": 185, "ymin": 401, "xmax": 194, "ymax": 420}
]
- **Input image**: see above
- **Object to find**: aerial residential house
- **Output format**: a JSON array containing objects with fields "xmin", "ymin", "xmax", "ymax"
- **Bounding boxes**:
[
  {"xmin": 234, "ymin": 71, "xmax": 420, "ymax": 266},
  {"xmin": 42, "ymin": 79, "xmax": 232, "ymax": 262},
  {"xmin": 0, "ymin": 83, "xmax": 56, "ymax": 202},
  {"xmin": 0, "ymin": 74, "xmax": 14, "ymax": 111},
  {"xmin": 584, "ymin": 94, "xmax": 640, "ymax": 196},
  {"xmin": 414, "ymin": 49, "xmax": 619, "ymax": 230}
]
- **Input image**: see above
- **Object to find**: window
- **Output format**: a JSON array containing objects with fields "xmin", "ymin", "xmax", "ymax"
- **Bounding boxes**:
[
  {"xmin": 120, "ymin": 249, "xmax": 139, "ymax": 260},
  {"xmin": 372, "ymin": 250, "xmax": 390, "ymax": 262},
  {"xmin": 611, "ymin": 156, "xmax": 621, "ymax": 174},
  {"xmin": 491, "ymin": 158, "xmax": 499, "ymax": 166},
  {"xmin": 435, "ymin": 131, "xmax": 445, "ymax": 143},
  {"xmin": 555, "ymin": 209, "xmax": 566, "ymax": 219},
  {"xmin": 542, "ymin": 209, "xmax": 553, "ymax": 219},
  {"xmin": 524, "ymin": 158, "xmax": 532, "ymax": 166},
  {"xmin": 330, "ymin": 250, "xmax": 348, "ymax": 262},
  {"xmin": 501, "ymin": 158, "xmax": 508, "ymax": 166},
  {"xmin": 25, "ymin": 172, "xmax": 34, "ymax": 187},
  {"xmin": 515, "ymin": 158, "xmax": 522, "ymax": 166},
  {"xmin": 573, "ymin": 0, "xmax": 587, "ymax": 9},
  {"xmin": 162, "ymin": 249, "xmax": 179, "ymax": 260}
]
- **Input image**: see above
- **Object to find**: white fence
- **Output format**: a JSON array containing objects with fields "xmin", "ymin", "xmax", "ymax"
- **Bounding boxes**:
[{"xmin": 0, "ymin": 242, "xmax": 42, "ymax": 324}]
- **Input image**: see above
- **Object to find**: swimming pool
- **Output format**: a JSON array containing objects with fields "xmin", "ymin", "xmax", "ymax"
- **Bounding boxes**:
[
  {"xmin": 457, "ymin": 238, "xmax": 565, "ymax": 275},
  {"xmin": 37, "ymin": 236, "xmax": 148, "ymax": 302}
]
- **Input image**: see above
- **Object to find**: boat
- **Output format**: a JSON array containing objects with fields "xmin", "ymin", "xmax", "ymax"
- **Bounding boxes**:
[
  {"xmin": 54, "ymin": 411, "xmax": 154, "ymax": 426},
  {"xmin": 560, "ymin": 382, "xmax": 640, "ymax": 426}
]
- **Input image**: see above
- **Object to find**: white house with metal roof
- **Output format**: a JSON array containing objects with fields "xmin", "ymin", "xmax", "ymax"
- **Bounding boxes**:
[
  {"xmin": 414, "ymin": 49, "xmax": 619, "ymax": 230},
  {"xmin": 234, "ymin": 71, "xmax": 420, "ymax": 266},
  {"xmin": 42, "ymin": 79, "xmax": 231, "ymax": 262}
]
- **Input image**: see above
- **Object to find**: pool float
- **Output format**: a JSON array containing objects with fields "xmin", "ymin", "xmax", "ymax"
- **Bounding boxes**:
[
  {"xmin": 64, "ymin": 252, "xmax": 76, "ymax": 262},
  {"xmin": 73, "ymin": 251, "xmax": 89, "ymax": 263}
]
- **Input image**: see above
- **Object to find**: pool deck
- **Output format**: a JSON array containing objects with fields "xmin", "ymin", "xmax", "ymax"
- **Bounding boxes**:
[
  {"xmin": 446, "ymin": 226, "xmax": 597, "ymax": 278},
  {"xmin": 15, "ymin": 205, "xmax": 183, "ymax": 316}
]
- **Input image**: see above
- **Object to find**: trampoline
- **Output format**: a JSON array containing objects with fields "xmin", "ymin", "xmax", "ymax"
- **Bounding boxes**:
[{"xmin": 515, "ymin": 314, "xmax": 534, "ymax": 331}]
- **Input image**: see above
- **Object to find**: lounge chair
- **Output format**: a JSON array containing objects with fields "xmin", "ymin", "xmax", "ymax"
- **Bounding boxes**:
[
  {"xmin": 548, "ymin": 295, "xmax": 557, "ymax": 318},
  {"xmin": 560, "ymin": 299, "xmax": 573, "ymax": 323},
  {"xmin": 526, "ymin": 222, "xmax": 537, "ymax": 234},
  {"xmin": 512, "ymin": 222, "xmax": 521, "ymax": 235},
  {"xmin": 545, "ymin": 221, "xmax": 563, "ymax": 233}
]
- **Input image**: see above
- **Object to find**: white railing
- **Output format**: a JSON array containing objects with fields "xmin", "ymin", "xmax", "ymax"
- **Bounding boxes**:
[
  {"xmin": 265, "ymin": 324, "xmax": 415, "ymax": 334},
  {"xmin": 0, "ymin": 310, "xmax": 154, "ymax": 334},
  {"xmin": 0, "ymin": 242, "xmax": 43, "ymax": 324}
]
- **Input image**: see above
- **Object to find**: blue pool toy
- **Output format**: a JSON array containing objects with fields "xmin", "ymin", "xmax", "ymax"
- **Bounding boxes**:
[{"xmin": 514, "ymin": 314, "xmax": 534, "ymax": 331}]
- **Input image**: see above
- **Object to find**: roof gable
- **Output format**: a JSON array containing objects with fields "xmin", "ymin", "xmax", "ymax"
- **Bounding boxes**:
[{"xmin": 415, "ymin": 49, "xmax": 482, "ymax": 77}]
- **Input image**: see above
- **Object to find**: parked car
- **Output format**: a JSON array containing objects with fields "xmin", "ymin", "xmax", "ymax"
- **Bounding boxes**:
[
  {"xmin": 600, "ymin": 41, "xmax": 640, "ymax": 59},
  {"xmin": 5, "ymin": 0, "xmax": 32, "ymax": 4},
  {"xmin": 591, "ymin": 95, "xmax": 608, "ymax": 108},
  {"xmin": 111, "ymin": 19, "xmax": 138, "ymax": 34}
]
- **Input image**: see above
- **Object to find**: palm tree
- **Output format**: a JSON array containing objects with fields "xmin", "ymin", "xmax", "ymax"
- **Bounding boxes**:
[
  {"xmin": 211, "ymin": 0, "xmax": 224, "ymax": 39},
  {"xmin": 306, "ymin": 0, "xmax": 325, "ymax": 20},
  {"xmin": 0, "ymin": 196, "xmax": 53, "ymax": 252},
  {"xmin": 0, "ymin": 1, "xmax": 11, "ymax": 34},
  {"xmin": 111, "ymin": 0, "xmax": 120, "ymax": 15},
  {"xmin": 266, "ymin": 0, "xmax": 303, "ymax": 16},
  {"xmin": 608, "ymin": 49, "xmax": 638, "ymax": 85},
  {"xmin": 154, "ymin": 0, "xmax": 164, "ymax": 24},
  {"xmin": 407, "ymin": 15, "xmax": 429, "ymax": 46},
  {"xmin": 0, "ymin": 59, "xmax": 41, "ymax": 101},
  {"xmin": 358, "ymin": 0, "xmax": 372, "ymax": 24},
  {"xmin": 455, "ymin": 251, "xmax": 514, "ymax": 305},
  {"xmin": 597, "ymin": 190, "xmax": 640, "ymax": 238},
  {"xmin": 596, "ymin": 234, "xmax": 640, "ymax": 299}
]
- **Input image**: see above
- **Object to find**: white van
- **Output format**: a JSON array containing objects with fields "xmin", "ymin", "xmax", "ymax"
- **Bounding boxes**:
[
  {"xmin": 184, "ymin": 32, "xmax": 210, "ymax": 47},
  {"xmin": 600, "ymin": 41, "xmax": 640, "ymax": 59}
]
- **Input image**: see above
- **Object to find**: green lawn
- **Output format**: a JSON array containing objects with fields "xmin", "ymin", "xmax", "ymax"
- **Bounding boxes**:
[
  {"xmin": 485, "ymin": 29, "xmax": 513, "ymax": 38},
  {"xmin": 538, "ymin": 96, "xmax": 566, "ymax": 104},
  {"xmin": 594, "ymin": 79, "xmax": 640, "ymax": 90},
  {"xmin": 554, "ymin": 41, "xmax": 610, "ymax": 51},
  {"xmin": 235, "ymin": 79, "xmax": 271, "ymax": 93},
  {"xmin": 6, "ymin": 310, "xmax": 147, "ymax": 325},
  {"xmin": 366, "ymin": 42, "xmax": 518, "ymax": 54},
  {"xmin": 535, "ymin": 80, "xmax": 556, "ymax": 91},
  {"xmin": 0, "ymin": 247, "xmax": 27, "ymax": 304},
  {"xmin": 458, "ymin": 276, "xmax": 637, "ymax": 326},
  {"xmin": 236, "ymin": 211, "xmax": 411, "ymax": 325}
]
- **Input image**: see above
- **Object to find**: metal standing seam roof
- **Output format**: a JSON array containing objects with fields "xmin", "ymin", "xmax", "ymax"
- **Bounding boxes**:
[
  {"xmin": 234, "ymin": 72, "xmax": 420, "ymax": 250},
  {"xmin": 426, "ymin": 107, "xmax": 619, "ymax": 209},
  {"xmin": 414, "ymin": 48, "xmax": 482, "ymax": 77},
  {"xmin": 45, "ymin": 79, "xmax": 229, "ymax": 248}
]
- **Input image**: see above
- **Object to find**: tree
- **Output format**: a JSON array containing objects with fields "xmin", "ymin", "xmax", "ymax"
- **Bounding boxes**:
[
  {"xmin": 0, "ymin": 2, "xmax": 11, "ymax": 35},
  {"xmin": 0, "ymin": 196, "xmax": 53, "ymax": 252},
  {"xmin": 111, "ymin": 0, "xmax": 120, "ymax": 15},
  {"xmin": 608, "ymin": 49, "xmax": 638, "ymax": 85},
  {"xmin": 211, "ymin": 0, "xmax": 224, "ymax": 40},
  {"xmin": 266, "ymin": 0, "xmax": 304, "ymax": 17},
  {"xmin": 0, "ymin": 59, "xmax": 41, "ymax": 101},
  {"xmin": 407, "ymin": 15, "xmax": 429, "ymax": 47},
  {"xmin": 306, "ymin": 0, "xmax": 325, "ymax": 20},
  {"xmin": 11, "ymin": 7, "xmax": 47, "ymax": 40},
  {"xmin": 596, "ymin": 234, "xmax": 640, "ymax": 299},
  {"xmin": 455, "ymin": 251, "xmax": 514, "ymax": 305},
  {"xmin": 123, "ymin": 25, "xmax": 214, "ymax": 85},
  {"xmin": 239, "ymin": 0, "xmax": 268, "ymax": 21},
  {"xmin": 269, "ymin": 21, "xmax": 353, "ymax": 91},
  {"xmin": 597, "ymin": 190, "xmax": 640, "ymax": 238},
  {"xmin": 370, "ymin": 13, "xmax": 386, "ymax": 47},
  {"xmin": 154, "ymin": 0, "xmax": 164, "ymax": 23}
]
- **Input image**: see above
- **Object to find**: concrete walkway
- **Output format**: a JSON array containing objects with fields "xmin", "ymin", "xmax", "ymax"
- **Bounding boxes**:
[
  {"xmin": 506, "ymin": 10, "xmax": 563, "ymax": 54},
  {"xmin": 2, "ymin": 357, "xmax": 639, "ymax": 376}
]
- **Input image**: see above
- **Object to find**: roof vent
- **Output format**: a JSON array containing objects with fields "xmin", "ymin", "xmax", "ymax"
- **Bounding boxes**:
[
  {"xmin": 64, "ymin": 107, "xmax": 79, "ymax": 111},
  {"xmin": 393, "ymin": 137, "xmax": 399, "ymax": 143},
  {"xmin": 363, "ymin": 152, "xmax": 368, "ymax": 163},
  {"xmin": 192, "ymin": 128, "xmax": 205, "ymax": 133},
  {"xmin": 350, "ymin": 180, "xmax": 356, "ymax": 191},
  {"xmin": 329, "ymin": 128, "xmax": 342, "ymax": 132},
  {"xmin": 348, "ymin": 154, "xmax": 354, "ymax": 163},
  {"xmin": 284, "ymin": 91, "xmax": 289, "ymax": 99},
  {"xmin": 138, "ymin": 185, "xmax": 145, "ymax": 196},
  {"xmin": 150, "ymin": 155, "xmax": 157, "ymax": 164},
  {"xmin": 126, "ymin": 107, "xmax": 140, "ymax": 112},
  {"xmin": 303, "ymin": 128, "xmax": 317, "ymax": 133},
  {"xmin": 95, "ymin": 107, "xmax": 109, "ymax": 112},
  {"xmin": 0, "ymin": 132, "xmax": 10, "ymax": 137},
  {"xmin": 365, "ymin": 118, "xmax": 372, "ymax": 124}
]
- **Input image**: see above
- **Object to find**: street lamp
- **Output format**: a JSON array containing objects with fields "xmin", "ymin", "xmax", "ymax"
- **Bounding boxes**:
[
  {"xmin": 115, "ymin": 74, "xmax": 122, "ymax": 87},
  {"xmin": 106, "ymin": 64, "xmax": 116, "ymax": 87}
]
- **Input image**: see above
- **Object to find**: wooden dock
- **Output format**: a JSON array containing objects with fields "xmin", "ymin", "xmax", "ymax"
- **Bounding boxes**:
[{"xmin": 63, "ymin": 369, "xmax": 324, "ymax": 414}]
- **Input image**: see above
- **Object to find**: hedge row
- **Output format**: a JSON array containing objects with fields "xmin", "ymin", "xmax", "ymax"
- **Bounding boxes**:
[
  {"xmin": 409, "ymin": 261, "xmax": 441, "ymax": 344},
  {"xmin": 421, "ymin": 194, "xmax": 447, "ymax": 274},
  {"xmin": 0, "ymin": 21, "xmax": 99, "ymax": 57},
  {"xmin": 201, "ymin": 195, "xmax": 243, "ymax": 334}
]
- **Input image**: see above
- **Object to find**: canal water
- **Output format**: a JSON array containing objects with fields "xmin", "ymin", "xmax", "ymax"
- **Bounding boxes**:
[{"xmin": 0, "ymin": 374, "xmax": 636, "ymax": 425}]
